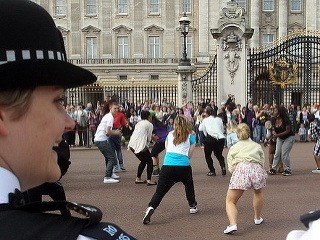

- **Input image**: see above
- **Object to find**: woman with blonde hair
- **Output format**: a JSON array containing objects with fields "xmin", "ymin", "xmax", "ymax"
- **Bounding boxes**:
[
  {"xmin": 142, "ymin": 115, "xmax": 198, "ymax": 224},
  {"xmin": 224, "ymin": 123, "xmax": 267, "ymax": 234}
]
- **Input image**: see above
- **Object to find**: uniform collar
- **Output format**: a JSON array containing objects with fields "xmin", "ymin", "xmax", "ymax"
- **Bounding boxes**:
[{"xmin": 0, "ymin": 167, "xmax": 20, "ymax": 203}]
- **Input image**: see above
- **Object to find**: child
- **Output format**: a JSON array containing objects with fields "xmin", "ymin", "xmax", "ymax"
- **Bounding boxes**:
[
  {"xmin": 166, "ymin": 116, "xmax": 174, "ymax": 132},
  {"xmin": 226, "ymin": 120, "xmax": 239, "ymax": 148},
  {"xmin": 298, "ymin": 123, "xmax": 307, "ymax": 142}
]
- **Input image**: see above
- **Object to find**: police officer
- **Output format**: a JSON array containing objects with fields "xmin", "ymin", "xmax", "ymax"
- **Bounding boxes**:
[{"xmin": 0, "ymin": 0, "xmax": 136, "ymax": 239}]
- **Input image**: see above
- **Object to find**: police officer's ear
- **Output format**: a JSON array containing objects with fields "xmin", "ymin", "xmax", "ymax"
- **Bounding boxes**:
[{"xmin": 0, "ymin": 108, "xmax": 9, "ymax": 136}]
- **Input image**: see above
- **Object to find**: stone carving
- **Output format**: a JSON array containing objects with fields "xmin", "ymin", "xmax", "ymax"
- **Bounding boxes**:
[
  {"xmin": 222, "ymin": 31, "xmax": 242, "ymax": 51},
  {"xmin": 224, "ymin": 50, "xmax": 240, "ymax": 84}
]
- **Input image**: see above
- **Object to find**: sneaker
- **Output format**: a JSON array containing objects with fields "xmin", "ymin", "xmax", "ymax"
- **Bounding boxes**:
[
  {"xmin": 312, "ymin": 169, "xmax": 320, "ymax": 173},
  {"xmin": 223, "ymin": 225, "xmax": 237, "ymax": 234},
  {"xmin": 103, "ymin": 177, "xmax": 119, "ymax": 184},
  {"xmin": 282, "ymin": 170, "xmax": 292, "ymax": 176},
  {"xmin": 152, "ymin": 169, "xmax": 160, "ymax": 177},
  {"xmin": 268, "ymin": 169, "xmax": 276, "ymax": 175},
  {"xmin": 254, "ymin": 217, "xmax": 264, "ymax": 225},
  {"xmin": 113, "ymin": 166, "xmax": 121, "ymax": 173},
  {"xmin": 142, "ymin": 206, "xmax": 154, "ymax": 224},
  {"xmin": 190, "ymin": 206, "xmax": 198, "ymax": 214},
  {"xmin": 207, "ymin": 171, "xmax": 216, "ymax": 176},
  {"xmin": 120, "ymin": 164, "xmax": 126, "ymax": 171},
  {"xmin": 111, "ymin": 173, "xmax": 120, "ymax": 179}
]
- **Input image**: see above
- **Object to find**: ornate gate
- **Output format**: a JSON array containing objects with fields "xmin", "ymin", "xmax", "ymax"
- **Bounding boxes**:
[
  {"xmin": 247, "ymin": 31, "xmax": 320, "ymax": 107},
  {"xmin": 192, "ymin": 55, "xmax": 217, "ymax": 104}
]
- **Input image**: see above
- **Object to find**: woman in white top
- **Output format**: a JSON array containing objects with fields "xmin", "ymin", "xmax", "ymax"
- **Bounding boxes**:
[
  {"xmin": 142, "ymin": 115, "xmax": 197, "ymax": 225},
  {"xmin": 128, "ymin": 110, "xmax": 157, "ymax": 185}
]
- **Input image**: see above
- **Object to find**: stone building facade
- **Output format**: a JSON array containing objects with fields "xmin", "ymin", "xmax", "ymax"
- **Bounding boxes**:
[{"xmin": 30, "ymin": 0, "xmax": 318, "ymax": 106}]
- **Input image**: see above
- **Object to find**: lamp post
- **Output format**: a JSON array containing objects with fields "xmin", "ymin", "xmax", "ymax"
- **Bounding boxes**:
[{"xmin": 179, "ymin": 12, "xmax": 191, "ymax": 66}]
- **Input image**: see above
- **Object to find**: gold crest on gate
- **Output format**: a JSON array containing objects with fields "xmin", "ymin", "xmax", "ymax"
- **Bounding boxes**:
[{"xmin": 268, "ymin": 58, "xmax": 298, "ymax": 88}]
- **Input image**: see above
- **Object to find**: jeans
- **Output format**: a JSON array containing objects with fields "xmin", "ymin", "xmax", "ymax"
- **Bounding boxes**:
[
  {"xmin": 255, "ymin": 125, "xmax": 266, "ymax": 143},
  {"xmin": 272, "ymin": 135, "xmax": 295, "ymax": 172},
  {"xmin": 95, "ymin": 140, "xmax": 118, "ymax": 177},
  {"xmin": 109, "ymin": 134, "xmax": 125, "ymax": 166},
  {"xmin": 204, "ymin": 137, "xmax": 226, "ymax": 172},
  {"xmin": 149, "ymin": 165, "xmax": 197, "ymax": 209}
]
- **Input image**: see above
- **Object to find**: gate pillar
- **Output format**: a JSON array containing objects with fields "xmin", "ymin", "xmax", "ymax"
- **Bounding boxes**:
[
  {"xmin": 210, "ymin": 0, "xmax": 253, "ymax": 107},
  {"xmin": 176, "ymin": 65, "xmax": 196, "ymax": 107}
]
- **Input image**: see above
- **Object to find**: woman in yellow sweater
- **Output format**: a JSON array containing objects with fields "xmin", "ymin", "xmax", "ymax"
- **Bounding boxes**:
[{"xmin": 224, "ymin": 123, "xmax": 268, "ymax": 234}]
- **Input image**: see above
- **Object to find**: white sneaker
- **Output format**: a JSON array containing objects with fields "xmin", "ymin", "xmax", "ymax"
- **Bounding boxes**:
[
  {"xmin": 311, "ymin": 169, "xmax": 320, "ymax": 173},
  {"xmin": 111, "ymin": 173, "xmax": 120, "ymax": 179},
  {"xmin": 190, "ymin": 206, "xmax": 198, "ymax": 214},
  {"xmin": 224, "ymin": 225, "xmax": 237, "ymax": 234},
  {"xmin": 254, "ymin": 217, "xmax": 264, "ymax": 225},
  {"xmin": 142, "ymin": 206, "xmax": 154, "ymax": 224},
  {"xmin": 103, "ymin": 177, "xmax": 119, "ymax": 184}
]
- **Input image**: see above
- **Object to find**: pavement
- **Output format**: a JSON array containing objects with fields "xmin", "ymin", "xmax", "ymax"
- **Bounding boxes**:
[{"xmin": 63, "ymin": 138, "xmax": 319, "ymax": 240}]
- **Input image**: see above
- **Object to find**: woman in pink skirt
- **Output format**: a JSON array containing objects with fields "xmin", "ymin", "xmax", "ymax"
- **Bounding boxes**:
[{"xmin": 224, "ymin": 123, "xmax": 267, "ymax": 234}]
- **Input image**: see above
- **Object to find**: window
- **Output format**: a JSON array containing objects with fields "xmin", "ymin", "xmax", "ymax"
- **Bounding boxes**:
[
  {"xmin": 119, "ymin": 75, "xmax": 128, "ymax": 80},
  {"xmin": 118, "ymin": 0, "xmax": 128, "ymax": 14},
  {"xmin": 181, "ymin": 0, "xmax": 191, "ymax": 13},
  {"xmin": 86, "ymin": 0, "xmax": 97, "ymax": 16},
  {"xmin": 149, "ymin": 0, "xmax": 159, "ymax": 14},
  {"xmin": 55, "ymin": 0, "xmax": 66, "ymax": 16},
  {"xmin": 148, "ymin": 36, "xmax": 160, "ymax": 58},
  {"xmin": 236, "ymin": 0, "xmax": 246, "ymax": 9},
  {"xmin": 117, "ymin": 36, "xmax": 129, "ymax": 58},
  {"xmin": 262, "ymin": 34, "xmax": 274, "ymax": 45},
  {"xmin": 86, "ymin": 37, "xmax": 97, "ymax": 59},
  {"xmin": 262, "ymin": 0, "xmax": 274, "ymax": 11},
  {"xmin": 291, "ymin": 0, "xmax": 302, "ymax": 12},
  {"xmin": 180, "ymin": 36, "xmax": 192, "ymax": 58},
  {"xmin": 150, "ymin": 74, "xmax": 159, "ymax": 80}
]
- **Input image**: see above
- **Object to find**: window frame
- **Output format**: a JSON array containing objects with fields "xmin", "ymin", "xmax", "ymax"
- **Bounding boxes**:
[
  {"xmin": 117, "ymin": 0, "xmax": 128, "ymax": 15},
  {"xmin": 117, "ymin": 36, "xmax": 129, "ymax": 59},
  {"xmin": 85, "ymin": 0, "xmax": 97, "ymax": 16},
  {"xmin": 262, "ymin": 34, "xmax": 274, "ymax": 45},
  {"xmin": 181, "ymin": 0, "xmax": 191, "ymax": 14},
  {"xmin": 86, "ymin": 37, "xmax": 98, "ymax": 59},
  {"xmin": 55, "ymin": 0, "xmax": 66, "ymax": 16},
  {"xmin": 148, "ymin": 36, "xmax": 160, "ymax": 58},
  {"xmin": 148, "ymin": 0, "xmax": 160, "ymax": 15},
  {"xmin": 262, "ymin": 0, "xmax": 274, "ymax": 12},
  {"xmin": 290, "ymin": 0, "xmax": 302, "ymax": 12}
]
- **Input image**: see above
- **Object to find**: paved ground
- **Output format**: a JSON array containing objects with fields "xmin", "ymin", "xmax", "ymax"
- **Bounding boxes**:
[{"xmin": 62, "ymin": 138, "xmax": 319, "ymax": 240}]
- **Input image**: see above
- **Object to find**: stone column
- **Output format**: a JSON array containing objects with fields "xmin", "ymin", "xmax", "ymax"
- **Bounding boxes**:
[
  {"xmin": 278, "ymin": 0, "xmax": 288, "ymax": 37},
  {"xmin": 305, "ymin": 0, "xmax": 317, "ymax": 30},
  {"xmin": 250, "ymin": 0, "xmax": 260, "ymax": 47},
  {"xmin": 176, "ymin": 65, "xmax": 196, "ymax": 107},
  {"xmin": 198, "ymin": 0, "xmax": 209, "ymax": 58}
]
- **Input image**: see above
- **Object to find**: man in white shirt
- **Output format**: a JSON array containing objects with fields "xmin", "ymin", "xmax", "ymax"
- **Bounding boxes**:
[
  {"xmin": 94, "ymin": 102, "xmax": 122, "ymax": 183},
  {"xmin": 199, "ymin": 106, "xmax": 227, "ymax": 176}
]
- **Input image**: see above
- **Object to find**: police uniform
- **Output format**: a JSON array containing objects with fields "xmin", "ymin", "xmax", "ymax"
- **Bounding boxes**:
[
  {"xmin": 0, "ymin": 0, "xmax": 137, "ymax": 239},
  {"xmin": 286, "ymin": 210, "xmax": 320, "ymax": 240},
  {"xmin": 0, "ymin": 168, "xmax": 136, "ymax": 240}
]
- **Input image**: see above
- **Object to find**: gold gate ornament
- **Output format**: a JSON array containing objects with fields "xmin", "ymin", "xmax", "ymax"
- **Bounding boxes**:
[{"xmin": 268, "ymin": 58, "xmax": 298, "ymax": 88}]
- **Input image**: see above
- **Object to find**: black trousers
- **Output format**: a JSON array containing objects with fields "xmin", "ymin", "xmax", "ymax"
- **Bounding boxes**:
[
  {"xmin": 149, "ymin": 165, "xmax": 197, "ymax": 209},
  {"xmin": 204, "ymin": 137, "xmax": 226, "ymax": 172},
  {"xmin": 130, "ymin": 148, "xmax": 153, "ymax": 180}
]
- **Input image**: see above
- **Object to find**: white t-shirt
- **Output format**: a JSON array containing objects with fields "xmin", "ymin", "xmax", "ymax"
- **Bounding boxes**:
[{"xmin": 94, "ymin": 113, "xmax": 114, "ymax": 142}]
